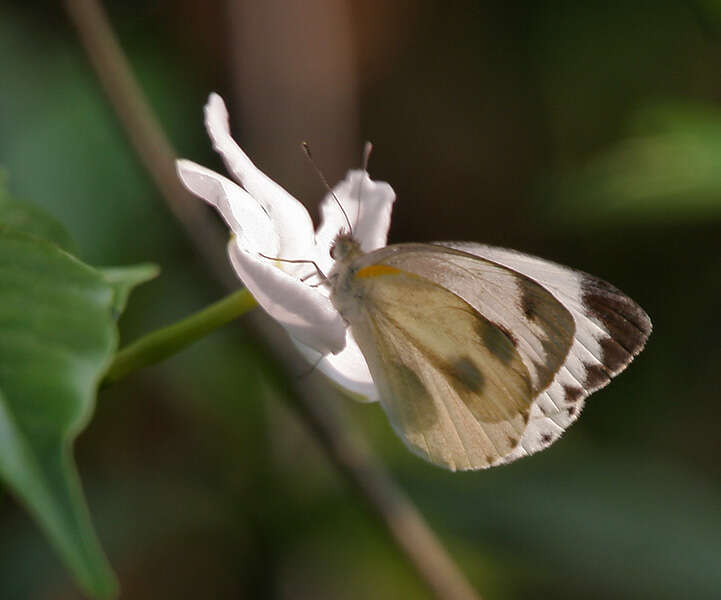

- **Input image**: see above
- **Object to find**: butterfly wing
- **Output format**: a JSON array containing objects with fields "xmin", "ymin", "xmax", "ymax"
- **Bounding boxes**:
[
  {"xmin": 332, "ymin": 247, "xmax": 577, "ymax": 470},
  {"xmin": 433, "ymin": 242, "xmax": 652, "ymax": 462}
]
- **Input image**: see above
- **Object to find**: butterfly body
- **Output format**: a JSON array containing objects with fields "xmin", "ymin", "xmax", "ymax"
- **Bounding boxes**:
[{"xmin": 328, "ymin": 233, "xmax": 651, "ymax": 471}]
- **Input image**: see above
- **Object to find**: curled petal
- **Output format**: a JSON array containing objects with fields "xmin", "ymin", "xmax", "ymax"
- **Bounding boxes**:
[
  {"xmin": 176, "ymin": 159, "xmax": 279, "ymax": 257},
  {"xmin": 205, "ymin": 93, "xmax": 315, "ymax": 259},
  {"xmin": 228, "ymin": 240, "xmax": 347, "ymax": 355},
  {"xmin": 315, "ymin": 170, "xmax": 395, "ymax": 271},
  {"xmin": 293, "ymin": 331, "xmax": 379, "ymax": 402}
]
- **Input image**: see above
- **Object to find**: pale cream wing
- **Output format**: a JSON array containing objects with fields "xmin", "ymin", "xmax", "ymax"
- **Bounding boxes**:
[
  {"xmin": 344, "ymin": 266, "xmax": 537, "ymax": 470},
  {"xmin": 356, "ymin": 244, "xmax": 577, "ymax": 399}
]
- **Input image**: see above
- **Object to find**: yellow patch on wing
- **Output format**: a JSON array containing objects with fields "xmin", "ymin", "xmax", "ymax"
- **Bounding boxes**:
[{"xmin": 355, "ymin": 264, "xmax": 403, "ymax": 279}]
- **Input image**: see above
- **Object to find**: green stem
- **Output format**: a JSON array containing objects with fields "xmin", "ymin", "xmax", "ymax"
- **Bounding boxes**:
[{"xmin": 103, "ymin": 289, "xmax": 257, "ymax": 386}]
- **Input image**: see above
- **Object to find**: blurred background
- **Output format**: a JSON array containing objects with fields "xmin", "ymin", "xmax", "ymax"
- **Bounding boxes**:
[{"xmin": 1, "ymin": 1, "xmax": 721, "ymax": 598}]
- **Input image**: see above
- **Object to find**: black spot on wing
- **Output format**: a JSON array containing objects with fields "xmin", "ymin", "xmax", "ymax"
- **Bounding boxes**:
[
  {"xmin": 563, "ymin": 384, "xmax": 584, "ymax": 404},
  {"xmin": 530, "ymin": 326, "xmax": 575, "ymax": 395},
  {"xmin": 516, "ymin": 281, "xmax": 576, "ymax": 393},
  {"xmin": 495, "ymin": 323, "xmax": 518, "ymax": 348},
  {"xmin": 447, "ymin": 356, "xmax": 485, "ymax": 393},
  {"xmin": 477, "ymin": 321, "xmax": 516, "ymax": 364},
  {"xmin": 521, "ymin": 284, "xmax": 538, "ymax": 320},
  {"xmin": 540, "ymin": 432, "xmax": 553, "ymax": 445},
  {"xmin": 386, "ymin": 362, "xmax": 439, "ymax": 434}
]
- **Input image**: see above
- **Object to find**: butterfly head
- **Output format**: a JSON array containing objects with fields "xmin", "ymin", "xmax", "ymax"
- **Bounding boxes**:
[{"xmin": 330, "ymin": 232, "xmax": 362, "ymax": 262}]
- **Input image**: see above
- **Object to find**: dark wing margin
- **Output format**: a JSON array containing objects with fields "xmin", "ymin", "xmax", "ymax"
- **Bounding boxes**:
[{"xmin": 580, "ymin": 274, "xmax": 652, "ymax": 388}]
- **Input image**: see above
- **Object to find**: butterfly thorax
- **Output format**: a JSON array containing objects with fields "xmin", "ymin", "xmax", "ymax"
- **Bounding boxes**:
[{"xmin": 328, "ymin": 233, "xmax": 368, "ymax": 322}]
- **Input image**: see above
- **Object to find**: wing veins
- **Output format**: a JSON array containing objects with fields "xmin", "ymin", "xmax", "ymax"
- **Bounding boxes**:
[
  {"xmin": 379, "ymin": 300, "xmax": 524, "ymax": 465},
  {"xmin": 365, "ymin": 308, "xmax": 435, "ymax": 457},
  {"xmin": 421, "ymin": 252, "xmax": 570, "ymax": 369},
  {"xmin": 377, "ymin": 307, "xmax": 479, "ymax": 466}
]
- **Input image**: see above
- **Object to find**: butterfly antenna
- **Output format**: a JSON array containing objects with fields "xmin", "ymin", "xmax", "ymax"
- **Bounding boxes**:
[
  {"xmin": 356, "ymin": 141, "xmax": 373, "ymax": 228},
  {"xmin": 302, "ymin": 141, "xmax": 353, "ymax": 235},
  {"xmin": 362, "ymin": 141, "xmax": 373, "ymax": 172}
]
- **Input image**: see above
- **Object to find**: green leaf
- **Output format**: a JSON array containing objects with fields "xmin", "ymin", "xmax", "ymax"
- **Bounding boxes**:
[
  {"xmin": 550, "ymin": 102, "xmax": 721, "ymax": 226},
  {"xmin": 99, "ymin": 264, "xmax": 160, "ymax": 318},
  {"xmin": 0, "ymin": 175, "xmax": 78, "ymax": 254},
  {"xmin": 0, "ymin": 230, "xmax": 125, "ymax": 598}
]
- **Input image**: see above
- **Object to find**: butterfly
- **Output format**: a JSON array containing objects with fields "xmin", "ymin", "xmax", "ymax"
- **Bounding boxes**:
[{"xmin": 327, "ymin": 232, "xmax": 651, "ymax": 471}]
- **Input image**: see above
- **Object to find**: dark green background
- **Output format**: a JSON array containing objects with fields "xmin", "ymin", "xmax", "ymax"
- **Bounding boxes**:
[{"xmin": 1, "ymin": 1, "xmax": 720, "ymax": 598}]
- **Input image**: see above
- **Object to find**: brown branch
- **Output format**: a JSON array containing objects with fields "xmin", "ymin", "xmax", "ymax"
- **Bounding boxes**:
[{"xmin": 64, "ymin": 1, "xmax": 481, "ymax": 599}]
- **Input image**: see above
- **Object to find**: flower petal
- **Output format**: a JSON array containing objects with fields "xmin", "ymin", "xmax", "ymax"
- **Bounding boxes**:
[
  {"xmin": 315, "ymin": 170, "xmax": 395, "ymax": 270},
  {"xmin": 293, "ymin": 331, "xmax": 379, "ymax": 402},
  {"xmin": 176, "ymin": 159, "xmax": 279, "ymax": 257},
  {"xmin": 228, "ymin": 240, "xmax": 346, "ymax": 355},
  {"xmin": 204, "ymin": 93, "xmax": 315, "ymax": 259}
]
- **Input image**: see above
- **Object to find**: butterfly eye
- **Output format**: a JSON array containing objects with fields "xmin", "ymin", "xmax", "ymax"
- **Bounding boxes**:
[{"xmin": 330, "ymin": 241, "xmax": 338, "ymax": 260}]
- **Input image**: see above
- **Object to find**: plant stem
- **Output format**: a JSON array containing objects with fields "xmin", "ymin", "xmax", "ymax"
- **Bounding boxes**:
[{"xmin": 103, "ymin": 289, "xmax": 256, "ymax": 386}]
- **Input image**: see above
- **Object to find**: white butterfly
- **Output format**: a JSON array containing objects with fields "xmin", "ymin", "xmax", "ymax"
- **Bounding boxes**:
[
  {"xmin": 178, "ymin": 93, "xmax": 652, "ymax": 471},
  {"xmin": 328, "ymin": 235, "xmax": 650, "ymax": 470}
]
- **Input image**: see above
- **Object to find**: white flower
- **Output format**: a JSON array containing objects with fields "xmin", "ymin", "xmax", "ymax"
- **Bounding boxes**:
[{"xmin": 176, "ymin": 93, "xmax": 396, "ymax": 402}]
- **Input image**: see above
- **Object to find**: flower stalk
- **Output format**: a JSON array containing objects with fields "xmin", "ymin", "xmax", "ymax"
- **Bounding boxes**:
[{"xmin": 103, "ymin": 289, "xmax": 257, "ymax": 386}]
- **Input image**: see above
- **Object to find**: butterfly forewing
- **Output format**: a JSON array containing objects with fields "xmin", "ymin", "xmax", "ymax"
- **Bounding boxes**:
[{"xmin": 437, "ymin": 242, "xmax": 652, "ymax": 460}]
